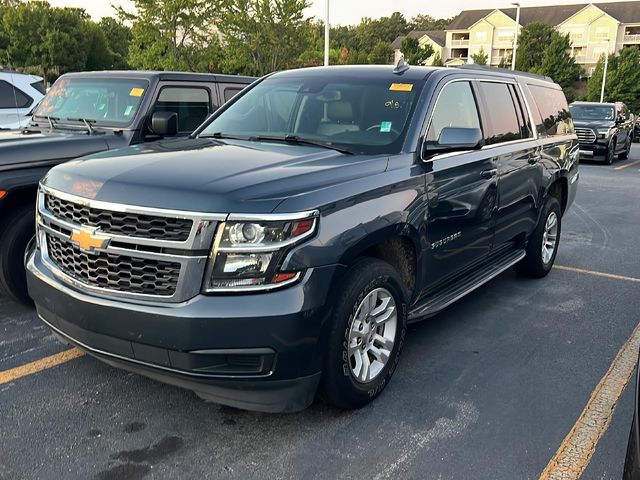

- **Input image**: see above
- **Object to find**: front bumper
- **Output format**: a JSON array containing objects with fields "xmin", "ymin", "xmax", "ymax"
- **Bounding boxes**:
[
  {"xmin": 27, "ymin": 250, "xmax": 342, "ymax": 412},
  {"xmin": 578, "ymin": 141, "xmax": 608, "ymax": 160}
]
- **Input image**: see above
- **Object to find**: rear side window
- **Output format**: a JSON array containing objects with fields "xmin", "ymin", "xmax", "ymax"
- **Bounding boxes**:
[
  {"xmin": 528, "ymin": 84, "xmax": 573, "ymax": 137},
  {"xmin": 30, "ymin": 81, "xmax": 46, "ymax": 95},
  {"xmin": 223, "ymin": 87, "xmax": 243, "ymax": 103},
  {"xmin": 153, "ymin": 87, "xmax": 211, "ymax": 133},
  {"xmin": 0, "ymin": 80, "xmax": 33, "ymax": 109},
  {"xmin": 478, "ymin": 82, "xmax": 522, "ymax": 145},
  {"xmin": 427, "ymin": 81, "xmax": 481, "ymax": 142}
]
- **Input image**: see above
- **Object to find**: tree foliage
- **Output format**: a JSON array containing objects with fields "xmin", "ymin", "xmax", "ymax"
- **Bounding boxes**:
[
  {"xmin": 471, "ymin": 47, "xmax": 488, "ymax": 65},
  {"xmin": 408, "ymin": 14, "xmax": 452, "ymax": 31},
  {"xmin": 515, "ymin": 22, "xmax": 556, "ymax": 72},
  {"xmin": 587, "ymin": 47, "xmax": 640, "ymax": 112},
  {"xmin": 400, "ymin": 36, "xmax": 434, "ymax": 65},
  {"xmin": 99, "ymin": 17, "xmax": 132, "ymax": 69}
]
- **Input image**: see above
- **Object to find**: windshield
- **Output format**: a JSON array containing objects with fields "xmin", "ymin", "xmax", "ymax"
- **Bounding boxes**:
[
  {"xmin": 569, "ymin": 104, "xmax": 615, "ymax": 121},
  {"xmin": 33, "ymin": 77, "xmax": 149, "ymax": 127},
  {"xmin": 199, "ymin": 75, "xmax": 424, "ymax": 154}
]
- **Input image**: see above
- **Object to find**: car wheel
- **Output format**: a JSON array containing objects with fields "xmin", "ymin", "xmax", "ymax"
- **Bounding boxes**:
[
  {"xmin": 319, "ymin": 258, "xmax": 407, "ymax": 409},
  {"xmin": 0, "ymin": 205, "xmax": 35, "ymax": 304},
  {"xmin": 605, "ymin": 139, "xmax": 616, "ymax": 165},
  {"xmin": 516, "ymin": 196, "xmax": 561, "ymax": 279},
  {"xmin": 619, "ymin": 136, "xmax": 632, "ymax": 160}
]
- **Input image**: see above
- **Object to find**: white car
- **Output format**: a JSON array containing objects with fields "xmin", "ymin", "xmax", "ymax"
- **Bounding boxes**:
[{"xmin": 0, "ymin": 71, "xmax": 45, "ymax": 130}]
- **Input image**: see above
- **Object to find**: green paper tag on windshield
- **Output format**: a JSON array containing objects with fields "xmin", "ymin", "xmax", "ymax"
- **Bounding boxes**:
[{"xmin": 380, "ymin": 121, "xmax": 392, "ymax": 133}]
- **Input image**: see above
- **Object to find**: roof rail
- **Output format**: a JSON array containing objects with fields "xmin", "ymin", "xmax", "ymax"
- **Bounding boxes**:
[{"xmin": 457, "ymin": 64, "xmax": 552, "ymax": 82}]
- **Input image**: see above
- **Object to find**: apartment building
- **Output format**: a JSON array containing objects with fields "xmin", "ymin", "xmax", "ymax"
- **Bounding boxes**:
[{"xmin": 393, "ymin": 2, "xmax": 640, "ymax": 76}]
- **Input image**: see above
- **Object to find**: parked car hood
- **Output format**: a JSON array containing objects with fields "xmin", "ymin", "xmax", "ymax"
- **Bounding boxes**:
[
  {"xmin": 43, "ymin": 137, "xmax": 389, "ymax": 214},
  {"xmin": 0, "ymin": 129, "xmax": 111, "ymax": 168},
  {"xmin": 572, "ymin": 119, "xmax": 615, "ymax": 129}
]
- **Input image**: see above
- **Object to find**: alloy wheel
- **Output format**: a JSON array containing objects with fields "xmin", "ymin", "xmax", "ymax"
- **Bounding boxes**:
[
  {"xmin": 347, "ymin": 288, "xmax": 397, "ymax": 384},
  {"xmin": 541, "ymin": 211, "xmax": 558, "ymax": 265}
]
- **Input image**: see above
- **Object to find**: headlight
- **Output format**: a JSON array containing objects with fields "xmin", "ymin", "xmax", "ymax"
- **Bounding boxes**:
[
  {"xmin": 597, "ymin": 128, "xmax": 611, "ymax": 138},
  {"xmin": 202, "ymin": 212, "xmax": 318, "ymax": 292}
]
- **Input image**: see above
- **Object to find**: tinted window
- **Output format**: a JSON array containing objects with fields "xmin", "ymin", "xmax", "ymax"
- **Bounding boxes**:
[
  {"xmin": 508, "ymin": 84, "xmax": 532, "ymax": 139},
  {"xmin": 34, "ymin": 77, "xmax": 148, "ymax": 126},
  {"xmin": 529, "ymin": 84, "xmax": 573, "ymax": 136},
  {"xmin": 153, "ymin": 87, "xmax": 211, "ymax": 133},
  {"xmin": 479, "ymin": 82, "xmax": 522, "ymax": 145},
  {"xmin": 30, "ymin": 81, "xmax": 46, "ymax": 95},
  {"xmin": 426, "ymin": 81, "xmax": 481, "ymax": 142},
  {"xmin": 201, "ymin": 75, "xmax": 425, "ymax": 155},
  {"xmin": 224, "ymin": 87, "xmax": 243, "ymax": 102},
  {"xmin": 0, "ymin": 80, "xmax": 32, "ymax": 109}
]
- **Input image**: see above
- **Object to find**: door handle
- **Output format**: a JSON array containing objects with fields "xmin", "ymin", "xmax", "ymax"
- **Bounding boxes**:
[
  {"xmin": 480, "ymin": 168, "xmax": 497, "ymax": 179},
  {"xmin": 528, "ymin": 156, "xmax": 541, "ymax": 165}
]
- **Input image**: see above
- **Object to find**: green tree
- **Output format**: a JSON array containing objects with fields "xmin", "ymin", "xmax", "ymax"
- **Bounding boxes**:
[
  {"xmin": 534, "ymin": 33, "xmax": 581, "ymax": 100},
  {"xmin": 587, "ymin": 47, "xmax": 640, "ymax": 111},
  {"xmin": 431, "ymin": 52, "xmax": 444, "ymax": 66},
  {"xmin": 471, "ymin": 47, "xmax": 488, "ymax": 66},
  {"xmin": 216, "ymin": 0, "xmax": 311, "ymax": 76},
  {"xmin": 368, "ymin": 40, "xmax": 393, "ymax": 64},
  {"xmin": 117, "ymin": 0, "xmax": 220, "ymax": 72},
  {"xmin": 354, "ymin": 12, "xmax": 408, "ymax": 52},
  {"xmin": 400, "ymin": 36, "xmax": 434, "ymax": 65},
  {"xmin": 408, "ymin": 14, "xmax": 452, "ymax": 31},
  {"xmin": 99, "ymin": 17, "xmax": 132, "ymax": 69},
  {"xmin": 515, "ymin": 22, "xmax": 556, "ymax": 72}
]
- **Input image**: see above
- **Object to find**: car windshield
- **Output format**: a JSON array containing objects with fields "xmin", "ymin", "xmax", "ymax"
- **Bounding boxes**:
[
  {"xmin": 569, "ymin": 104, "xmax": 615, "ymax": 121},
  {"xmin": 33, "ymin": 77, "xmax": 149, "ymax": 127},
  {"xmin": 199, "ymin": 75, "xmax": 424, "ymax": 154}
]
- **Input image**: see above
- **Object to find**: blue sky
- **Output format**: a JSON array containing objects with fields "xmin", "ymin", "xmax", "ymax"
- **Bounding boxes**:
[{"xmin": 49, "ymin": 0, "xmax": 629, "ymax": 25}]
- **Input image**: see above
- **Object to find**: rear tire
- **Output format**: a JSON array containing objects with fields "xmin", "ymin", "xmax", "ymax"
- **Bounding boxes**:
[
  {"xmin": 619, "ymin": 136, "xmax": 632, "ymax": 160},
  {"xmin": 319, "ymin": 258, "xmax": 407, "ymax": 409},
  {"xmin": 0, "ymin": 205, "xmax": 35, "ymax": 304},
  {"xmin": 516, "ymin": 196, "xmax": 561, "ymax": 279}
]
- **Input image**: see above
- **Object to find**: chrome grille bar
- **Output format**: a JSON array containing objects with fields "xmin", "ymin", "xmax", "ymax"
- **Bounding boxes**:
[{"xmin": 575, "ymin": 127, "xmax": 596, "ymax": 144}]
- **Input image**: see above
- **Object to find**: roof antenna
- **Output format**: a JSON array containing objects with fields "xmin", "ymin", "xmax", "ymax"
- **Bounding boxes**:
[{"xmin": 393, "ymin": 56, "xmax": 410, "ymax": 75}]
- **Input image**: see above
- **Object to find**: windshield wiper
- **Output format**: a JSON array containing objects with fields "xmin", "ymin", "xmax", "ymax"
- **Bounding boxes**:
[
  {"xmin": 66, "ymin": 117, "xmax": 96, "ymax": 134},
  {"xmin": 254, "ymin": 135, "xmax": 354, "ymax": 155},
  {"xmin": 198, "ymin": 132, "xmax": 251, "ymax": 141},
  {"xmin": 33, "ymin": 115, "xmax": 60, "ymax": 130}
]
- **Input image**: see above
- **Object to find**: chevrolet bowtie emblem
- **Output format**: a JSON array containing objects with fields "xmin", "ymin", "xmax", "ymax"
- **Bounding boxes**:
[{"xmin": 70, "ymin": 227, "xmax": 110, "ymax": 252}]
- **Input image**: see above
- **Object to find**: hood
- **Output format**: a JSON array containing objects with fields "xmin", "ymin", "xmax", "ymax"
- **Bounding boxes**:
[
  {"xmin": 44, "ymin": 137, "xmax": 389, "ymax": 214},
  {"xmin": 572, "ymin": 119, "xmax": 615, "ymax": 129},
  {"xmin": 0, "ymin": 129, "xmax": 110, "ymax": 169}
]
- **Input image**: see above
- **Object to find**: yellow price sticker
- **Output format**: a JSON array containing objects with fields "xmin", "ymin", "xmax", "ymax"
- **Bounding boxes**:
[
  {"xmin": 389, "ymin": 83, "xmax": 413, "ymax": 92},
  {"xmin": 129, "ymin": 88, "xmax": 145, "ymax": 97}
]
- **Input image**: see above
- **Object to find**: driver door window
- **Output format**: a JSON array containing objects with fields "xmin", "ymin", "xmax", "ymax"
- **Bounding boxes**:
[
  {"xmin": 152, "ymin": 87, "xmax": 211, "ymax": 134},
  {"xmin": 427, "ymin": 81, "xmax": 481, "ymax": 142}
]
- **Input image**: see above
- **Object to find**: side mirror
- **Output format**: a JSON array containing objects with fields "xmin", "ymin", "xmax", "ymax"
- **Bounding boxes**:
[
  {"xmin": 423, "ymin": 127, "xmax": 484, "ymax": 159},
  {"xmin": 150, "ymin": 111, "xmax": 178, "ymax": 137},
  {"xmin": 615, "ymin": 116, "xmax": 624, "ymax": 124}
]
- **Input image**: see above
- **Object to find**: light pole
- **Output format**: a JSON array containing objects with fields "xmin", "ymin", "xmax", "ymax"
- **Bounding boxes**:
[
  {"xmin": 511, "ymin": 2, "xmax": 521, "ymax": 70},
  {"xmin": 324, "ymin": 0, "xmax": 330, "ymax": 66},
  {"xmin": 600, "ymin": 39, "xmax": 610, "ymax": 103}
]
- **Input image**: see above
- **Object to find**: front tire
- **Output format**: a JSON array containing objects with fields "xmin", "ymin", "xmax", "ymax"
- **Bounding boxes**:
[
  {"xmin": 319, "ymin": 258, "xmax": 407, "ymax": 409},
  {"xmin": 620, "ymin": 136, "xmax": 632, "ymax": 160},
  {"xmin": 605, "ymin": 139, "xmax": 616, "ymax": 165},
  {"xmin": 516, "ymin": 196, "xmax": 561, "ymax": 278},
  {"xmin": 0, "ymin": 205, "xmax": 35, "ymax": 304}
]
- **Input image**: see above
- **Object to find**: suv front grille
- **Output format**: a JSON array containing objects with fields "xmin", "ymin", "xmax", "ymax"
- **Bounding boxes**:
[
  {"xmin": 575, "ymin": 127, "xmax": 596, "ymax": 144},
  {"xmin": 46, "ymin": 235, "xmax": 181, "ymax": 296},
  {"xmin": 45, "ymin": 194, "xmax": 193, "ymax": 242}
]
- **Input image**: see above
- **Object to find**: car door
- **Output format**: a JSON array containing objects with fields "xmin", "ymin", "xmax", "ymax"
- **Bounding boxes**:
[
  {"xmin": 476, "ymin": 80, "xmax": 541, "ymax": 249},
  {"xmin": 421, "ymin": 79, "xmax": 498, "ymax": 293}
]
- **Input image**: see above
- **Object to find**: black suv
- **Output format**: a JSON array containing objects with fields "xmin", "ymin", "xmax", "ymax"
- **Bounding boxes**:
[
  {"xmin": 0, "ymin": 71, "xmax": 253, "ymax": 303},
  {"xmin": 26, "ymin": 65, "xmax": 579, "ymax": 412},
  {"xmin": 570, "ymin": 101, "xmax": 634, "ymax": 164}
]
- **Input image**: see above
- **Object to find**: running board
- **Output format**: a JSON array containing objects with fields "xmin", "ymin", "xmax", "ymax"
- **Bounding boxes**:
[{"xmin": 408, "ymin": 249, "xmax": 526, "ymax": 322}]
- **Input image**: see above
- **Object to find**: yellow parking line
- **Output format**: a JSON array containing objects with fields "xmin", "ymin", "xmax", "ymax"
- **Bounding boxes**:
[
  {"xmin": 0, "ymin": 348, "xmax": 85, "ymax": 385},
  {"xmin": 555, "ymin": 265, "xmax": 640, "ymax": 283},
  {"xmin": 539, "ymin": 321, "xmax": 640, "ymax": 479},
  {"xmin": 614, "ymin": 159, "xmax": 640, "ymax": 171}
]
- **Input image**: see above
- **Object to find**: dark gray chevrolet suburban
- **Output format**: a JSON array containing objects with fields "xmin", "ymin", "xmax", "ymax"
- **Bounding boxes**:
[{"xmin": 26, "ymin": 64, "xmax": 580, "ymax": 412}]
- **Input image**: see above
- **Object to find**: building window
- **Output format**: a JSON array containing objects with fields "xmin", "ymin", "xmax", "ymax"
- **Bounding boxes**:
[
  {"xmin": 476, "ymin": 31, "xmax": 487, "ymax": 42},
  {"xmin": 592, "ymin": 46, "xmax": 607, "ymax": 60},
  {"xmin": 595, "ymin": 26, "xmax": 609, "ymax": 40}
]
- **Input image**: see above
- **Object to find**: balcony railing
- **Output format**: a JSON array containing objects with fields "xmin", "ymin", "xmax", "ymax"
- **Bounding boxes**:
[
  {"xmin": 495, "ymin": 36, "xmax": 515, "ymax": 44},
  {"xmin": 451, "ymin": 39, "xmax": 470, "ymax": 46},
  {"xmin": 491, "ymin": 56, "xmax": 507, "ymax": 65},
  {"xmin": 595, "ymin": 33, "xmax": 610, "ymax": 40},
  {"xmin": 624, "ymin": 34, "xmax": 640, "ymax": 43},
  {"xmin": 573, "ymin": 54, "xmax": 587, "ymax": 63}
]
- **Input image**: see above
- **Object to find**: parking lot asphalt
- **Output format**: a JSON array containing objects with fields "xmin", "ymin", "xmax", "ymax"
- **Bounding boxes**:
[{"xmin": 1, "ymin": 149, "xmax": 639, "ymax": 480}]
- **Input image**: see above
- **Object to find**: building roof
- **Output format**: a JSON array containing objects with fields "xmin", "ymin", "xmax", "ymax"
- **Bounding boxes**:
[
  {"xmin": 447, "ymin": 2, "xmax": 640, "ymax": 30},
  {"xmin": 391, "ymin": 30, "xmax": 446, "ymax": 50}
]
